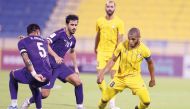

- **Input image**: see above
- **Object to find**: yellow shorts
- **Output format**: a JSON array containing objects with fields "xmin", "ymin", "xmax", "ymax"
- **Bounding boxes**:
[
  {"xmin": 108, "ymin": 75, "xmax": 150, "ymax": 103},
  {"xmin": 96, "ymin": 51, "xmax": 119, "ymax": 70}
]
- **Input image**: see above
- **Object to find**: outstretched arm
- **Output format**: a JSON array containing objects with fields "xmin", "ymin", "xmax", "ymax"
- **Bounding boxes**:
[
  {"xmin": 70, "ymin": 48, "xmax": 79, "ymax": 74},
  {"xmin": 146, "ymin": 58, "xmax": 156, "ymax": 87},
  {"xmin": 97, "ymin": 55, "xmax": 118, "ymax": 84}
]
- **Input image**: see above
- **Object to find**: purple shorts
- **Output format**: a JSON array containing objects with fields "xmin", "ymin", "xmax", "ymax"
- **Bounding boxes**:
[
  {"xmin": 12, "ymin": 67, "xmax": 49, "ymax": 88},
  {"xmin": 42, "ymin": 63, "xmax": 74, "ymax": 89}
]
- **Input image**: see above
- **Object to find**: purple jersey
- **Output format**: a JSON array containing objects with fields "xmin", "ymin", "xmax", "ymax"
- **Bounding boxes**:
[
  {"xmin": 47, "ymin": 28, "xmax": 76, "ymax": 68},
  {"xmin": 18, "ymin": 35, "xmax": 52, "ymax": 79}
]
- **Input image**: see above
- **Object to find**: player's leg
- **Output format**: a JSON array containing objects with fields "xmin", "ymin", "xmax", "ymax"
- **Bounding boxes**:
[
  {"xmin": 99, "ymin": 77, "xmax": 125, "ymax": 109},
  {"xmin": 127, "ymin": 77, "xmax": 150, "ymax": 109},
  {"xmin": 8, "ymin": 68, "xmax": 33, "ymax": 109},
  {"xmin": 98, "ymin": 84, "xmax": 119, "ymax": 109},
  {"xmin": 135, "ymin": 88, "xmax": 150, "ymax": 109},
  {"xmin": 65, "ymin": 73, "xmax": 84, "ymax": 109},
  {"xmin": 8, "ymin": 71, "xmax": 19, "ymax": 109},
  {"xmin": 29, "ymin": 85, "xmax": 42, "ymax": 109},
  {"xmin": 21, "ymin": 69, "xmax": 58, "ymax": 109},
  {"xmin": 57, "ymin": 64, "xmax": 84, "ymax": 109}
]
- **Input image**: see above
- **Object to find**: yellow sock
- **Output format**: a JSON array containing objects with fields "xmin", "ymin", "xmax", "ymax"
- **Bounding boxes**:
[
  {"xmin": 98, "ymin": 80, "xmax": 107, "ymax": 92},
  {"xmin": 138, "ymin": 102, "xmax": 148, "ymax": 109}
]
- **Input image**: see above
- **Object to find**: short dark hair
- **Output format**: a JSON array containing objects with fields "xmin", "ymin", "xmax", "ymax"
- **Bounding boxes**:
[
  {"xmin": 128, "ymin": 27, "xmax": 140, "ymax": 38},
  {"xmin": 66, "ymin": 14, "xmax": 79, "ymax": 24},
  {"xmin": 27, "ymin": 24, "xmax": 40, "ymax": 35}
]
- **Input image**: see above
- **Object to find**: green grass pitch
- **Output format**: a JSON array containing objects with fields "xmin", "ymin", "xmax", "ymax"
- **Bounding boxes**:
[{"xmin": 0, "ymin": 70, "xmax": 190, "ymax": 109}]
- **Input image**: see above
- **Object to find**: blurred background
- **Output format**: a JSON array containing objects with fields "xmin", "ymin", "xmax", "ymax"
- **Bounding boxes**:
[{"xmin": 0, "ymin": 0, "xmax": 190, "ymax": 109}]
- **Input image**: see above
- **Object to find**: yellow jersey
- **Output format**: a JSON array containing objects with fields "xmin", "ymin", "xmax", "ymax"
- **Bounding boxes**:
[
  {"xmin": 113, "ymin": 40, "xmax": 151, "ymax": 77},
  {"xmin": 96, "ymin": 16, "xmax": 125, "ymax": 52}
]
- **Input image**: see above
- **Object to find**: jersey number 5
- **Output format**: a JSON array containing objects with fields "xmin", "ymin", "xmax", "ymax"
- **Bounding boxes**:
[{"xmin": 37, "ymin": 42, "xmax": 47, "ymax": 58}]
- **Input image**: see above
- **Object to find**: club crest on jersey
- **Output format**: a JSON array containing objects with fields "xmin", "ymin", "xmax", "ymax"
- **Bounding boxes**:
[
  {"xmin": 64, "ymin": 40, "xmax": 71, "ymax": 47},
  {"xmin": 137, "ymin": 54, "xmax": 142, "ymax": 58}
]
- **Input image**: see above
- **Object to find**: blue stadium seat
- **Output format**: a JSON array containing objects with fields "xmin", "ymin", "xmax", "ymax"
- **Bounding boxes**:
[{"xmin": 0, "ymin": 0, "xmax": 57, "ymax": 37}]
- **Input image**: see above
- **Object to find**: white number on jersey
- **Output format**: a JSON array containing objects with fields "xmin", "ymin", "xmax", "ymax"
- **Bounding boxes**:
[{"xmin": 37, "ymin": 42, "xmax": 47, "ymax": 58}]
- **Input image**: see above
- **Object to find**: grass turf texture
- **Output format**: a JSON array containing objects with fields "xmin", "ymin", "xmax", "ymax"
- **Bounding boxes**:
[{"xmin": 0, "ymin": 70, "xmax": 190, "ymax": 109}]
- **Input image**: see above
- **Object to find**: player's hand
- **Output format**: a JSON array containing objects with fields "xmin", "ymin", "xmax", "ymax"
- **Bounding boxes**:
[
  {"xmin": 33, "ymin": 74, "xmax": 46, "ymax": 82},
  {"xmin": 75, "ymin": 67, "xmax": 80, "ymax": 75},
  {"xmin": 18, "ymin": 35, "xmax": 25, "ymax": 40},
  {"xmin": 149, "ymin": 79, "xmax": 155, "ymax": 87},
  {"xmin": 97, "ymin": 72, "xmax": 104, "ymax": 84},
  {"xmin": 94, "ymin": 48, "xmax": 97, "ymax": 54},
  {"xmin": 54, "ymin": 55, "xmax": 64, "ymax": 64}
]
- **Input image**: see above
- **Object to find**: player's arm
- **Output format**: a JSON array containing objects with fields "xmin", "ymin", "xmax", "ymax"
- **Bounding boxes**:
[
  {"xmin": 47, "ymin": 39, "xmax": 63, "ymax": 64},
  {"xmin": 94, "ymin": 20, "xmax": 100, "ymax": 54},
  {"xmin": 69, "ymin": 48, "xmax": 79, "ymax": 74},
  {"xmin": 146, "ymin": 57, "xmax": 156, "ymax": 87},
  {"xmin": 117, "ymin": 34, "xmax": 123, "ymax": 45},
  {"xmin": 21, "ymin": 52, "xmax": 46, "ymax": 82},
  {"xmin": 117, "ymin": 20, "xmax": 125, "ymax": 46},
  {"xmin": 97, "ymin": 54, "xmax": 119, "ymax": 84},
  {"xmin": 94, "ymin": 31, "xmax": 100, "ymax": 54}
]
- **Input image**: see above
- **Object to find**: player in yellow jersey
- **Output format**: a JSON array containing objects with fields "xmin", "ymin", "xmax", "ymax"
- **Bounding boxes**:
[
  {"xmin": 97, "ymin": 28, "xmax": 156, "ymax": 109},
  {"xmin": 94, "ymin": 0, "xmax": 125, "ymax": 109}
]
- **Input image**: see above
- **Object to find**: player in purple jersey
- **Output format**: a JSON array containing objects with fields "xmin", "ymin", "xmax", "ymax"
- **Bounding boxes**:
[
  {"xmin": 7, "ymin": 24, "xmax": 52, "ymax": 109},
  {"xmin": 21, "ymin": 15, "xmax": 84, "ymax": 109}
]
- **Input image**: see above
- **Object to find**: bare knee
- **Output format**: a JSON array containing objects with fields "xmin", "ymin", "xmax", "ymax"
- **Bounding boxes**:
[
  {"xmin": 66, "ymin": 74, "xmax": 82, "ymax": 86},
  {"xmin": 74, "ymin": 79, "xmax": 82, "ymax": 86},
  {"xmin": 41, "ymin": 89, "xmax": 50, "ymax": 99}
]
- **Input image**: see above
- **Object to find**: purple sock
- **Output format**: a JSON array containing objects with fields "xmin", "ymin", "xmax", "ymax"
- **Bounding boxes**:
[
  {"xmin": 9, "ymin": 72, "xmax": 18, "ymax": 99},
  {"xmin": 75, "ymin": 84, "xmax": 83, "ymax": 104},
  {"xmin": 29, "ymin": 85, "xmax": 42, "ymax": 108},
  {"xmin": 29, "ymin": 96, "xmax": 35, "ymax": 104}
]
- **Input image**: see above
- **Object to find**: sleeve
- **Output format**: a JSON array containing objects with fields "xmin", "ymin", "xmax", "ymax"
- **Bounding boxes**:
[
  {"xmin": 143, "ymin": 45, "xmax": 152, "ymax": 61},
  {"xmin": 96, "ymin": 19, "xmax": 100, "ymax": 32},
  {"xmin": 47, "ymin": 29, "xmax": 63, "ymax": 43},
  {"xmin": 113, "ymin": 42, "xmax": 123, "ymax": 57},
  {"xmin": 71, "ymin": 39, "xmax": 76, "ymax": 49},
  {"xmin": 118, "ymin": 20, "xmax": 125, "ymax": 35},
  {"xmin": 18, "ymin": 40, "xmax": 27, "ymax": 54}
]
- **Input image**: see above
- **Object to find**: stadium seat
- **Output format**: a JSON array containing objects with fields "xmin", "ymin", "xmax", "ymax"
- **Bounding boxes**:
[{"xmin": 0, "ymin": 0, "xmax": 57, "ymax": 37}]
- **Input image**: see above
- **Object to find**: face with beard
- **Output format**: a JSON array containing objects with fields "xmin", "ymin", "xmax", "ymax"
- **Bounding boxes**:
[
  {"xmin": 128, "ymin": 28, "xmax": 140, "ymax": 48},
  {"xmin": 66, "ymin": 20, "xmax": 78, "ymax": 35},
  {"xmin": 105, "ymin": 1, "xmax": 115, "ymax": 17}
]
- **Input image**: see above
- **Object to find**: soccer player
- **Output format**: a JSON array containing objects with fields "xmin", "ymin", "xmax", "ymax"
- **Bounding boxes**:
[
  {"xmin": 94, "ymin": 0, "xmax": 125, "ymax": 108},
  {"xmin": 97, "ymin": 28, "xmax": 156, "ymax": 109},
  {"xmin": 21, "ymin": 15, "xmax": 84, "ymax": 109},
  {"xmin": 8, "ymin": 24, "xmax": 52, "ymax": 109}
]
